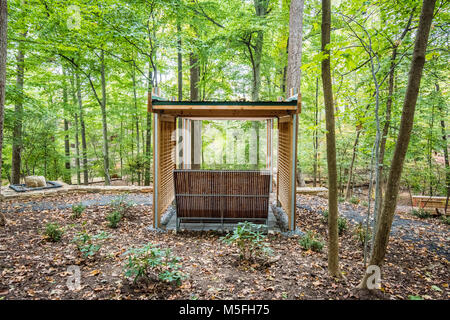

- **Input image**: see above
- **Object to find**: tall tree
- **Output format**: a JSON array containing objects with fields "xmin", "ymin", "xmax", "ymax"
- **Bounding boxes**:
[
  {"xmin": 62, "ymin": 67, "xmax": 71, "ymax": 185},
  {"xmin": 359, "ymin": 0, "xmax": 437, "ymax": 289},
  {"xmin": 286, "ymin": 0, "xmax": 306, "ymax": 187},
  {"xmin": 11, "ymin": 32, "xmax": 26, "ymax": 184},
  {"xmin": 0, "ymin": 0, "xmax": 7, "ymax": 226},
  {"xmin": 321, "ymin": 0, "xmax": 341, "ymax": 278},
  {"xmin": 76, "ymin": 70, "xmax": 89, "ymax": 185}
]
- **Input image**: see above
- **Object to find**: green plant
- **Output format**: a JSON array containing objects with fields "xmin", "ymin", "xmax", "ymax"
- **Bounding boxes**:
[
  {"xmin": 338, "ymin": 217, "xmax": 348, "ymax": 235},
  {"xmin": 106, "ymin": 210, "xmax": 122, "ymax": 228},
  {"xmin": 110, "ymin": 194, "xmax": 132, "ymax": 217},
  {"xmin": 349, "ymin": 196, "xmax": 359, "ymax": 205},
  {"xmin": 353, "ymin": 222, "xmax": 372, "ymax": 247},
  {"xmin": 221, "ymin": 221, "xmax": 272, "ymax": 262},
  {"xmin": 412, "ymin": 208, "xmax": 431, "ymax": 219},
  {"xmin": 299, "ymin": 231, "xmax": 324, "ymax": 253},
  {"xmin": 441, "ymin": 215, "xmax": 450, "ymax": 225},
  {"xmin": 124, "ymin": 243, "xmax": 187, "ymax": 285},
  {"xmin": 44, "ymin": 222, "xmax": 63, "ymax": 242},
  {"xmin": 72, "ymin": 229, "xmax": 109, "ymax": 259},
  {"xmin": 321, "ymin": 210, "xmax": 328, "ymax": 223},
  {"xmin": 71, "ymin": 203, "xmax": 86, "ymax": 219}
]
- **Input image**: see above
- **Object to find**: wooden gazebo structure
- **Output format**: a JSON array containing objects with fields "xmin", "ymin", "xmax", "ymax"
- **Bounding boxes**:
[{"xmin": 150, "ymin": 95, "xmax": 300, "ymax": 231}]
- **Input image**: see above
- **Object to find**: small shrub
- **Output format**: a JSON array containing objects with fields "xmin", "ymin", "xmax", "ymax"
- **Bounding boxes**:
[
  {"xmin": 110, "ymin": 194, "xmax": 132, "ymax": 217},
  {"xmin": 44, "ymin": 223, "xmax": 63, "ymax": 242},
  {"xmin": 361, "ymin": 201, "xmax": 369, "ymax": 207},
  {"xmin": 71, "ymin": 203, "xmax": 86, "ymax": 219},
  {"xmin": 321, "ymin": 210, "xmax": 328, "ymax": 223},
  {"xmin": 349, "ymin": 196, "xmax": 359, "ymax": 205},
  {"xmin": 322, "ymin": 211, "xmax": 347, "ymax": 234},
  {"xmin": 299, "ymin": 231, "xmax": 324, "ymax": 252},
  {"xmin": 441, "ymin": 216, "xmax": 450, "ymax": 225},
  {"xmin": 124, "ymin": 243, "xmax": 187, "ymax": 285},
  {"xmin": 353, "ymin": 222, "xmax": 372, "ymax": 247},
  {"xmin": 221, "ymin": 221, "xmax": 272, "ymax": 262},
  {"xmin": 338, "ymin": 196, "xmax": 345, "ymax": 203},
  {"xmin": 72, "ymin": 229, "xmax": 109, "ymax": 259},
  {"xmin": 106, "ymin": 210, "xmax": 122, "ymax": 228},
  {"xmin": 412, "ymin": 208, "xmax": 431, "ymax": 219},
  {"xmin": 338, "ymin": 217, "xmax": 348, "ymax": 235}
]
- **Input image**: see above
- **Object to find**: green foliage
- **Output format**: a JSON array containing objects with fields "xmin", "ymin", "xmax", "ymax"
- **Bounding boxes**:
[
  {"xmin": 110, "ymin": 194, "xmax": 132, "ymax": 217},
  {"xmin": 72, "ymin": 229, "xmax": 109, "ymax": 259},
  {"xmin": 353, "ymin": 222, "xmax": 372, "ymax": 247},
  {"xmin": 221, "ymin": 222, "xmax": 273, "ymax": 262},
  {"xmin": 440, "ymin": 216, "xmax": 450, "ymax": 225},
  {"xmin": 299, "ymin": 231, "xmax": 324, "ymax": 253},
  {"xmin": 106, "ymin": 210, "xmax": 122, "ymax": 228},
  {"xmin": 408, "ymin": 295, "xmax": 424, "ymax": 300},
  {"xmin": 349, "ymin": 196, "xmax": 360, "ymax": 205},
  {"xmin": 338, "ymin": 217, "xmax": 348, "ymax": 235},
  {"xmin": 43, "ymin": 222, "xmax": 63, "ymax": 242},
  {"xmin": 411, "ymin": 208, "xmax": 432, "ymax": 219},
  {"xmin": 124, "ymin": 243, "xmax": 187, "ymax": 286},
  {"xmin": 71, "ymin": 203, "xmax": 86, "ymax": 219}
]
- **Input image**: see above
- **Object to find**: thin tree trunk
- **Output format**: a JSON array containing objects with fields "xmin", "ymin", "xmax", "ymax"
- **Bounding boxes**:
[
  {"xmin": 62, "ymin": 68, "xmax": 71, "ymax": 184},
  {"xmin": 69, "ymin": 71, "xmax": 81, "ymax": 185},
  {"xmin": 100, "ymin": 50, "xmax": 110, "ymax": 185},
  {"xmin": 359, "ymin": 0, "xmax": 436, "ymax": 289},
  {"xmin": 74, "ymin": 113, "xmax": 81, "ymax": 185},
  {"xmin": 190, "ymin": 52, "xmax": 201, "ymax": 169},
  {"xmin": 132, "ymin": 65, "xmax": 140, "ymax": 185},
  {"xmin": 11, "ymin": 35, "xmax": 25, "ymax": 184},
  {"xmin": 436, "ymin": 83, "xmax": 449, "ymax": 213},
  {"xmin": 0, "ymin": 0, "xmax": 8, "ymax": 226},
  {"xmin": 345, "ymin": 128, "xmax": 362, "ymax": 200},
  {"xmin": 313, "ymin": 77, "xmax": 319, "ymax": 187},
  {"xmin": 76, "ymin": 70, "xmax": 89, "ymax": 185},
  {"xmin": 144, "ymin": 66, "xmax": 152, "ymax": 186},
  {"xmin": 321, "ymin": 0, "xmax": 341, "ymax": 278}
]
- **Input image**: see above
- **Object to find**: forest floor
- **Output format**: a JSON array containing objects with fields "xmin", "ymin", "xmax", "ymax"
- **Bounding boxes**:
[{"xmin": 0, "ymin": 192, "xmax": 448, "ymax": 300}]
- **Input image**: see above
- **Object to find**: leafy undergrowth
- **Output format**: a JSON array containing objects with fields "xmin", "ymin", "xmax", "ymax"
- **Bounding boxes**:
[{"xmin": 0, "ymin": 192, "xmax": 448, "ymax": 300}]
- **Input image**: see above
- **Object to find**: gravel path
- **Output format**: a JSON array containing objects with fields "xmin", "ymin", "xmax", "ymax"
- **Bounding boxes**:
[
  {"xmin": 297, "ymin": 195, "xmax": 449, "ymax": 260},
  {"xmin": 4, "ymin": 194, "xmax": 153, "ymax": 213}
]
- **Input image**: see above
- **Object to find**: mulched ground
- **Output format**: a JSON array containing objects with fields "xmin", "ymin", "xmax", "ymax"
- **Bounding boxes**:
[{"xmin": 0, "ymin": 192, "xmax": 448, "ymax": 300}]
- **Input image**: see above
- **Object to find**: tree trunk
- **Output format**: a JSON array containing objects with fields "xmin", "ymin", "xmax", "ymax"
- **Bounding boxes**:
[
  {"xmin": 286, "ymin": 0, "xmax": 304, "ymax": 96},
  {"xmin": 0, "ymin": 0, "xmax": 7, "ymax": 226},
  {"xmin": 177, "ymin": 22, "xmax": 183, "ymax": 101},
  {"xmin": 144, "ymin": 66, "xmax": 152, "ymax": 186},
  {"xmin": 190, "ymin": 52, "xmax": 201, "ymax": 169},
  {"xmin": 100, "ymin": 50, "xmax": 111, "ymax": 185},
  {"xmin": 321, "ymin": 0, "xmax": 341, "ymax": 278},
  {"xmin": 436, "ymin": 83, "xmax": 449, "ymax": 213},
  {"xmin": 62, "ymin": 68, "xmax": 71, "ymax": 185},
  {"xmin": 313, "ymin": 77, "xmax": 319, "ymax": 187},
  {"xmin": 345, "ymin": 128, "xmax": 362, "ymax": 200},
  {"xmin": 76, "ymin": 71, "xmax": 89, "ymax": 185},
  {"xmin": 11, "ymin": 36, "xmax": 25, "ymax": 184},
  {"xmin": 359, "ymin": 0, "xmax": 436, "ymax": 289},
  {"xmin": 69, "ymin": 71, "xmax": 81, "ymax": 185},
  {"xmin": 286, "ymin": 0, "xmax": 306, "ymax": 187}
]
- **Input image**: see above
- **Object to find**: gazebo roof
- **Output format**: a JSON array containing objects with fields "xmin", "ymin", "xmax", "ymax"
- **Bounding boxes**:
[{"xmin": 150, "ymin": 96, "xmax": 301, "ymax": 119}]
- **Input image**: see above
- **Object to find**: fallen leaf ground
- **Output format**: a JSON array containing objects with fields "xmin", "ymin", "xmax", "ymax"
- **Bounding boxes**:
[{"xmin": 0, "ymin": 192, "xmax": 448, "ymax": 300}]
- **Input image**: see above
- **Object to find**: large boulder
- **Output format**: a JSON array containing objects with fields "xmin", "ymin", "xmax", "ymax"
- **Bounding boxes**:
[{"xmin": 24, "ymin": 176, "xmax": 47, "ymax": 188}]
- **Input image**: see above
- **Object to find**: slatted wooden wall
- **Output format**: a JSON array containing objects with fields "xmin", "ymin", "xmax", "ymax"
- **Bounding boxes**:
[
  {"xmin": 153, "ymin": 114, "xmax": 176, "ymax": 227},
  {"xmin": 277, "ymin": 115, "xmax": 297, "ymax": 229},
  {"xmin": 174, "ymin": 170, "xmax": 271, "ymax": 222}
]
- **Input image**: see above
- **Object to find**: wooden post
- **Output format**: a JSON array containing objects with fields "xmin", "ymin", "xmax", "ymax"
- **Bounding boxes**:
[{"xmin": 152, "ymin": 112, "xmax": 159, "ymax": 228}]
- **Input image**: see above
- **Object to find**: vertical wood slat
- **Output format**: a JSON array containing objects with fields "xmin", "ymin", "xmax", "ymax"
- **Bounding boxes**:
[
  {"xmin": 153, "ymin": 113, "xmax": 176, "ymax": 228},
  {"xmin": 278, "ymin": 115, "xmax": 296, "ymax": 229}
]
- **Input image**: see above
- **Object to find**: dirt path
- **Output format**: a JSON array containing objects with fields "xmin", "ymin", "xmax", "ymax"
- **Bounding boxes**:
[{"xmin": 296, "ymin": 195, "xmax": 450, "ymax": 261}]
